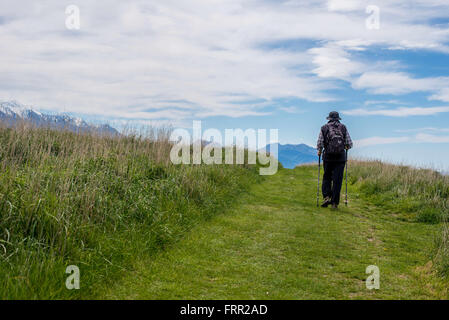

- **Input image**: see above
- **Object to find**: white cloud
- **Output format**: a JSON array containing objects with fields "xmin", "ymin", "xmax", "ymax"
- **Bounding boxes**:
[
  {"xmin": 309, "ymin": 44, "xmax": 364, "ymax": 80},
  {"xmin": 364, "ymin": 100, "xmax": 405, "ymax": 106},
  {"xmin": 352, "ymin": 72, "xmax": 449, "ymax": 95},
  {"xmin": 1, "ymin": 0, "xmax": 449, "ymax": 122},
  {"xmin": 430, "ymin": 88, "xmax": 449, "ymax": 102},
  {"xmin": 354, "ymin": 133, "xmax": 449, "ymax": 147},
  {"xmin": 279, "ymin": 106, "xmax": 303, "ymax": 114},
  {"xmin": 354, "ymin": 136, "xmax": 410, "ymax": 147},
  {"xmin": 415, "ymin": 133, "xmax": 449, "ymax": 143},
  {"xmin": 343, "ymin": 106, "xmax": 449, "ymax": 117},
  {"xmin": 327, "ymin": 0, "xmax": 363, "ymax": 12},
  {"xmin": 396, "ymin": 127, "xmax": 449, "ymax": 133}
]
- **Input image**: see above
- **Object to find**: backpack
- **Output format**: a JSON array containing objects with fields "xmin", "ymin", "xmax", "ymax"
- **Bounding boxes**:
[{"xmin": 323, "ymin": 122, "xmax": 346, "ymax": 154}]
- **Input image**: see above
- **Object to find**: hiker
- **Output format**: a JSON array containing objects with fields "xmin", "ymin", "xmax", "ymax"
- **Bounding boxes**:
[{"xmin": 317, "ymin": 111, "xmax": 353, "ymax": 209}]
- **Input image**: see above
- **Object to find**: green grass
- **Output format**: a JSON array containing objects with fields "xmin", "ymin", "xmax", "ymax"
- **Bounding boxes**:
[
  {"xmin": 1, "ymin": 123, "xmax": 448, "ymax": 299},
  {"xmin": 0, "ymin": 123, "xmax": 260, "ymax": 299},
  {"xmin": 104, "ymin": 166, "xmax": 448, "ymax": 299},
  {"xmin": 349, "ymin": 160, "xmax": 449, "ymax": 224}
]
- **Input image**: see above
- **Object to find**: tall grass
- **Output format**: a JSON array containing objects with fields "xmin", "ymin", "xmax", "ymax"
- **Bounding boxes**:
[
  {"xmin": 349, "ymin": 160, "xmax": 449, "ymax": 223},
  {"xmin": 348, "ymin": 160, "xmax": 449, "ymax": 275},
  {"xmin": 0, "ymin": 121, "xmax": 260, "ymax": 299}
]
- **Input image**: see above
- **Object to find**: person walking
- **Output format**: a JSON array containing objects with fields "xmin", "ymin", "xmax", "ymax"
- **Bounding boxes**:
[{"xmin": 317, "ymin": 111, "xmax": 353, "ymax": 209}]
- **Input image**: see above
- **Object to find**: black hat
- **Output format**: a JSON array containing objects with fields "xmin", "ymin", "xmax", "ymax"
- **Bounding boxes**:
[{"xmin": 327, "ymin": 111, "xmax": 341, "ymax": 120}]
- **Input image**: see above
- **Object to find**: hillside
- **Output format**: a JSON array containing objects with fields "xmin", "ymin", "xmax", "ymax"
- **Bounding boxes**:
[{"xmin": 0, "ymin": 122, "xmax": 448, "ymax": 299}]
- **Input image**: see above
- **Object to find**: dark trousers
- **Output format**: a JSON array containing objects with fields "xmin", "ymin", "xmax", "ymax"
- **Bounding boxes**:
[{"xmin": 322, "ymin": 161, "xmax": 345, "ymax": 205}]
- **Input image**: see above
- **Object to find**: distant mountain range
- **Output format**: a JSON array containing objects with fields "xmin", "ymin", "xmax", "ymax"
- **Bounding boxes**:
[
  {"xmin": 0, "ymin": 101, "xmax": 118, "ymax": 135},
  {"xmin": 264, "ymin": 143, "xmax": 317, "ymax": 169},
  {"xmin": 1, "ymin": 101, "xmax": 317, "ymax": 168}
]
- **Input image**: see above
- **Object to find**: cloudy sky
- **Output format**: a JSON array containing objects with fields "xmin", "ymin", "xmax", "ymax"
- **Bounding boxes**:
[{"xmin": 1, "ymin": 0, "xmax": 449, "ymax": 169}]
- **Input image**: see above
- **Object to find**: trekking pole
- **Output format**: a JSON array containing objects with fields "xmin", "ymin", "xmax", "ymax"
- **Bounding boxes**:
[
  {"xmin": 317, "ymin": 154, "xmax": 321, "ymax": 207},
  {"xmin": 345, "ymin": 149, "xmax": 348, "ymax": 206}
]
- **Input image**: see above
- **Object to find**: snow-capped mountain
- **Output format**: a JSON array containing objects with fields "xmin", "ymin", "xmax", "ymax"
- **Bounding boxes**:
[{"xmin": 0, "ymin": 101, "xmax": 119, "ymax": 135}]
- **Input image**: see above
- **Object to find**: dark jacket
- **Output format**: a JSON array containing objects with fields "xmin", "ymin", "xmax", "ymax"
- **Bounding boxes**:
[{"xmin": 317, "ymin": 120, "xmax": 353, "ymax": 162}]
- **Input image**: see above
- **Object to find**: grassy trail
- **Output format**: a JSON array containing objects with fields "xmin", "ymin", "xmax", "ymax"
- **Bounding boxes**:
[{"xmin": 105, "ymin": 166, "xmax": 447, "ymax": 299}]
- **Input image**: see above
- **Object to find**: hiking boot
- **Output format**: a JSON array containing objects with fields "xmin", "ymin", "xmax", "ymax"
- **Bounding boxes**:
[
  {"xmin": 321, "ymin": 197, "xmax": 332, "ymax": 208},
  {"xmin": 331, "ymin": 203, "xmax": 338, "ymax": 210}
]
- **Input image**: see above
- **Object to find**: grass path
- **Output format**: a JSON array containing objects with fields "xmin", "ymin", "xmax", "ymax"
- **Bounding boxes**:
[{"xmin": 105, "ymin": 166, "xmax": 447, "ymax": 299}]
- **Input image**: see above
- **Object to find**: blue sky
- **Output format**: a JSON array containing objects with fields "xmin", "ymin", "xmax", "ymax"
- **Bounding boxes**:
[{"xmin": 1, "ymin": 0, "xmax": 449, "ymax": 169}]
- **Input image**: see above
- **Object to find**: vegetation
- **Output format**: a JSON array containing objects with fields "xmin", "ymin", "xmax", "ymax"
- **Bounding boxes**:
[
  {"xmin": 0, "ymin": 121, "xmax": 260, "ymax": 299},
  {"xmin": 106, "ymin": 166, "xmax": 447, "ymax": 299},
  {"xmin": 348, "ymin": 160, "xmax": 449, "ymax": 278},
  {"xmin": 349, "ymin": 160, "xmax": 449, "ymax": 224},
  {"xmin": 1, "ymin": 121, "xmax": 448, "ymax": 299}
]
